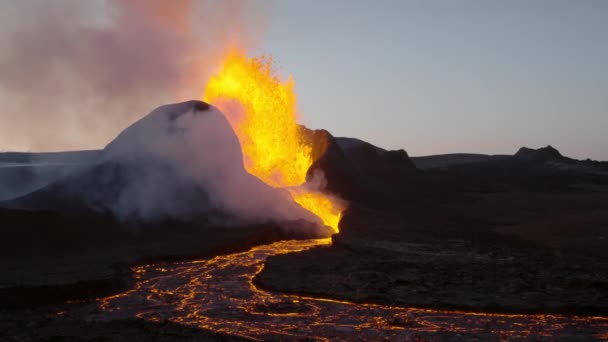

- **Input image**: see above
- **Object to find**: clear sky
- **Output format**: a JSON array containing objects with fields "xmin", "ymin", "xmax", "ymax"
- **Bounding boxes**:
[{"xmin": 251, "ymin": 0, "xmax": 608, "ymax": 160}]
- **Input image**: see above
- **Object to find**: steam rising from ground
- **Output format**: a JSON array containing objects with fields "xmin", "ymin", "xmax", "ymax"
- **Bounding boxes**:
[
  {"xmin": 103, "ymin": 101, "xmax": 322, "ymax": 230},
  {"xmin": 0, "ymin": 0, "xmax": 271, "ymax": 152}
]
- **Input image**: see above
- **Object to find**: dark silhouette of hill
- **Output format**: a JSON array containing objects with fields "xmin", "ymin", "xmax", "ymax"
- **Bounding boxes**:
[
  {"xmin": 335, "ymin": 137, "xmax": 386, "ymax": 153},
  {"xmin": 314, "ymin": 134, "xmax": 420, "ymax": 206},
  {"xmin": 410, "ymin": 144, "xmax": 607, "ymax": 172},
  {"xmin": 411, "ymin": 153, "xmax": 510, "ymax": 169},
  {"xmin": 514, "ymin": 145, "xmax": 566, "ymax": 161}
]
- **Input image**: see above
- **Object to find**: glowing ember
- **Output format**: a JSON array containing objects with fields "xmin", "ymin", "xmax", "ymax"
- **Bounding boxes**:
[{"xmin": 203, "ymin": 51, "xmax": 343, "ymax": 232}]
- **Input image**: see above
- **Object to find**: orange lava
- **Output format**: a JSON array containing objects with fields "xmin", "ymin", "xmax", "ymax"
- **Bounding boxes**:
[
  {"xmin": 97, "ymin": 238, "xmax": 608, "ymax": 340},
  {"xmin": 203, "ymin": 51, "xmax": 343, "ymax": 232}
]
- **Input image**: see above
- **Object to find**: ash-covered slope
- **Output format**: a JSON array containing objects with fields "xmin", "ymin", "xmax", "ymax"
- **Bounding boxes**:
[{"xmin": 6, "ymin": 101, "xmax": 321, "ymax": 231}]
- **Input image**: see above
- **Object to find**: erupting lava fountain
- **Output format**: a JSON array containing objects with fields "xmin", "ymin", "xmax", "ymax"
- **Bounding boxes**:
[{"xmin": 203, "ymin": 51, "xmax": 344, "ymax": 233}]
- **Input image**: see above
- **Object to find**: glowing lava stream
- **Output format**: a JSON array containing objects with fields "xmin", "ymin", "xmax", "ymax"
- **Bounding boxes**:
[
  {"xmin": 96, "ymin": 238, "xmax": 608, "ymax": 340},
  {"xmin": 203, "ymin": 51, "xmax": 343, "ymax": 232}
]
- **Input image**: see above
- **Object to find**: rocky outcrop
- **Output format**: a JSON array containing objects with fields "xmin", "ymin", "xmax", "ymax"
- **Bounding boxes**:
[
  {"xmin": 306, "ymin": 132, "xmax": 419, "ymax": 205},
  {"xmin": 515, "ymin": 145, "xmax": 566, "ymax": 161}
]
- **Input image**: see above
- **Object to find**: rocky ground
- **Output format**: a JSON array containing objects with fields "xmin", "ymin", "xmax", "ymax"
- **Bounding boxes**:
[
  {"xmin": 0, "ymin": 206, "xmax": 317, "ymax": 309},
  {"xmin": 256, "ymin": 142, "xmax": 608, "ymax": 315},
  {"xmin": 1, "ymin": 307, "xmax": 246, "ymax": 342},
  {"xmin": 257, "ymin": 189, "xmax": 608, "ymax": 315}
]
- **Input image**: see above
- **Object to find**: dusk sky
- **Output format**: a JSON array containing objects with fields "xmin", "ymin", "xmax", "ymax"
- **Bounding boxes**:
[
  {"xmin": 0, "ymin": 1, "xmax": 606, "ymax": 160},
  {"xmin": 253, "ymin": 0, "xmax": 608, "ymax": 160}
]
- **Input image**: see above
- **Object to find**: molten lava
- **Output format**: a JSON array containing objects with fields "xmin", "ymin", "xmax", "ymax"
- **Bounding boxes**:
[{"xmin": 203, "ymin": 51, "xmax": 343, "ymax": 232}]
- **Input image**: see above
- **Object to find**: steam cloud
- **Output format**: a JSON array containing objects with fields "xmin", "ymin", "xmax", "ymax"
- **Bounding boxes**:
[
  {"xmin": 0, "ymin": 0, "xmax": 271, "ymax": 152},
  {"xmin": 102, "ymin": 101, "xmax": 321, "ymax": 229}
]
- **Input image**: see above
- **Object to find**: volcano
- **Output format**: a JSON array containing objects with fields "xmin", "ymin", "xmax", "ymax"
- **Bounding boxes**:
[{"xmin": 5, "ymin": 100, "xmax": 326, "ymax": 236}]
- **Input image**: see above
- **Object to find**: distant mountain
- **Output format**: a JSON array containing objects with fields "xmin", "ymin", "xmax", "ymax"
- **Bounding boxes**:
[
  {"xmin": 411, "ymin": 145, "xmax": 607, "ymax": 172},
  {"xmin": 514, "ymin": 145, "xmax": 567, "ymax": 161},
  {"xmin": 336, "ymin": 137, "xmax": 513, "ymax": 170},
  {"xmin": 0, "ymin": 150, "xmax": 101, "ymax": 201},
  {"xmin": 511, "ymin": 146, "xmax": 608, "ymax": 170},
  {"xmin": 411, "ymin": 153, "xmax": 510, "ymax": 170},
  {"xmin": 334, "ymin": 137, "xmax": 608, "ymax": 193}
]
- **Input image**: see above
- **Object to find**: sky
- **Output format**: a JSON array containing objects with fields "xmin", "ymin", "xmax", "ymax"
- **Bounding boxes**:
[
  {"xmin": 253, "ymin": 0, "xmax": 608, "ymax": 160},
  {"xmin": 0, "ymin": 1, "xmax": 606, "ymax": 160}
]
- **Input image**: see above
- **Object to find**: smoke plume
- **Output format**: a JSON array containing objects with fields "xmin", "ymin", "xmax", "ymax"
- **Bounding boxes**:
[{"xmin": 0, "ymin": 0, "xmax": 271, "ymax": 152}]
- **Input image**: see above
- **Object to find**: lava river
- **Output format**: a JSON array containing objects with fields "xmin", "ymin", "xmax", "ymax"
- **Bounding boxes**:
[{"xmin": 90, "ymin": 238, "xmax": 608, "ymax": 341}]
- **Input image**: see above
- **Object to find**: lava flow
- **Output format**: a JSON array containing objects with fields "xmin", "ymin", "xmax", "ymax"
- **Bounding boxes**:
[
  {"xmin": 95, "ymin": 238, "xmax": 608, "ymax": 340},
  {"xmin": 203, "ymin": 51, "xmax": 343, "ymax": 232}
]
